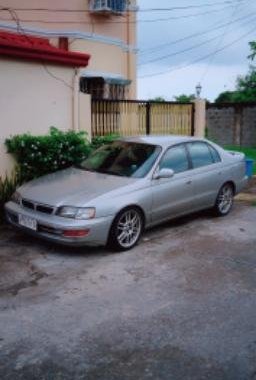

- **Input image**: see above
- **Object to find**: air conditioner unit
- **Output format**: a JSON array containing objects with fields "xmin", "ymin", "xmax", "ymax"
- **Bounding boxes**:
[{"xmin": 90, "ymin": 0, "xmax": 127, "ymax": 14}]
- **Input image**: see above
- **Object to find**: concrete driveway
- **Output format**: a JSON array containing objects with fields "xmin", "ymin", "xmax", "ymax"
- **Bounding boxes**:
[{"xmin": 0, "ymin": 200, "xmax": 256, "ymax": 380}]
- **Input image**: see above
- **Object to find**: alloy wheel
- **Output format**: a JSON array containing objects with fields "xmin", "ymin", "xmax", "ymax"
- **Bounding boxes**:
[
  {"xmin": 116, "ymin": 209, "xmax": 142, "ymax": 249},
  {"xmin": 216, "ymin": 184, "xmax": 234, "ymax": 215},
  {"xmin": 108, "ymin": 207, "xmax": 143, "ymax": 251}
]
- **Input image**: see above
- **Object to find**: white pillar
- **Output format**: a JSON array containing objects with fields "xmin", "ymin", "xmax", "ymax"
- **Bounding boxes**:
[
  {"xmin": 193, "ymin": 99, "xmax": 206, "ymax": 138},
  {"xmin": 79, "ymin": 92, "xmax": 92, "ymax": 142}
]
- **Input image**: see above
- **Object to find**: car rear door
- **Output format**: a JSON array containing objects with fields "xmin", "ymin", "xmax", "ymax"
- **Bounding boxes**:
[
  {"xmin": 186, "ymin": 142, "xmax": 225, "ymax": 209},
  {"xmin": 151, "ymin": 143, "xmax": 196, "ymax": 224}
]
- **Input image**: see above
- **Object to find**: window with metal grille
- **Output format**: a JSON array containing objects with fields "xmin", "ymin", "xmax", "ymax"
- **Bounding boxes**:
[
  {"xmin": 80, "ymin": 77, "xmax": 128, "ymax": 100},
  {"xmin": 107, "ymin": 83, "xmax": 127, "ymax": 99},
  {"xmin": 80, "ymin": 77, "xmax": 105, "ymax": 99}
]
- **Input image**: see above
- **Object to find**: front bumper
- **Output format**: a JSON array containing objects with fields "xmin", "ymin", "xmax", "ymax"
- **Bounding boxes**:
[{"xmin": 5, "ymin": 201, "xmax": 114, "ymax": 247}]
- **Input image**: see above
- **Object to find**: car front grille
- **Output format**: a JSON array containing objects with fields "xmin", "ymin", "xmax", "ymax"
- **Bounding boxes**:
[
  {"xmin": 36, "ymin": 205, "xmax": 54, "ymax": 214},
  {"xmin": 22, "ymin": 199, "xmax": 34, "ymax": 210},
  {"xmin": 21, "ymin": 198, "xmax": 54, "ymax": 215}
]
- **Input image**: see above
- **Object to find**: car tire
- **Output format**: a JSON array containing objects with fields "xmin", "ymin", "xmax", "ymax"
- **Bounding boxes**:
[
  {"xmin": 213, "ymin": 183, "xmax": 234, "ymax": 217},
  {"xmin": 107, "ymin": 207, "xmax": 144, "ymax": 251}
]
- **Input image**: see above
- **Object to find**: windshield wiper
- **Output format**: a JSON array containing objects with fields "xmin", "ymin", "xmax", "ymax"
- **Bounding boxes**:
[
  {"xmin": 97, "ymin": 169, "xmax": 126, "ymax": 177},
  {"xmin": 75, "ymin": 164, "xmax": 96, "ymax": 172}
]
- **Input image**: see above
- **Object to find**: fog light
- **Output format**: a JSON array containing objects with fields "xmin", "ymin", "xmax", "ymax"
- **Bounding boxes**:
[{"xmin": 63, "ymin": 229, "xmax": 90, "ymax": 238}]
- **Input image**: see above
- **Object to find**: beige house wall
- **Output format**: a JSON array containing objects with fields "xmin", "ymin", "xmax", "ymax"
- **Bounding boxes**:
[
  {"xmin": 0, "ymin": 0, "xmax": 137, "ymax": 99},
  {"xmin": 0, "ymin": 1, "xmax": 136, "ymax": 41},
  {"xmin": 73, "ymin": 40, "xmax": 125, "ymax": 75},
  {"xmin": 0, "ymin": 59, "xmax": 91, "ymax": 177}
]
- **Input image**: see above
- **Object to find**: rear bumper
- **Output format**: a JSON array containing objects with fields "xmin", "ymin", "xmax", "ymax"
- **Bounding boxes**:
[
  {"xmin": 5, "ymin": 201, "xmax": 114, "ymax": 247},
  {"xmin": 235, "ymin": 175, "xmax": 248, "ymax": 194}
]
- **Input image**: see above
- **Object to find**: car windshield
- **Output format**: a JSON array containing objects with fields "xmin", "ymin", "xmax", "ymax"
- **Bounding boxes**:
[{"xmin": 78, "ymin": 141, "xmax": 161, "ymax": 178}]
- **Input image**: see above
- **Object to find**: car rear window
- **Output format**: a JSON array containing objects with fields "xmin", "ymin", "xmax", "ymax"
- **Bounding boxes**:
[
  {"xmin": 188, "ymin": 142, "xmax": 214, "ymax": 169},
  {"xmin": 208, "ymin": 144, "xmax": 221, "ymax": 163}
]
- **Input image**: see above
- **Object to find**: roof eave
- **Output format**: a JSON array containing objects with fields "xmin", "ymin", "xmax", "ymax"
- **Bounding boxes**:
[
  {"xmin": 0, "ymin": 46, "xmax": 90, "ymax": 67},
  {"xmin": 0, "ymin": 31, "xmax": 90, "ymax": 67}
]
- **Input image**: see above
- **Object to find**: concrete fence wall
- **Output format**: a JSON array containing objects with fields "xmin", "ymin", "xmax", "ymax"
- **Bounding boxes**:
[{"xmin": 206, "ymin": 103, "xmax": 256, "ymax": 147}]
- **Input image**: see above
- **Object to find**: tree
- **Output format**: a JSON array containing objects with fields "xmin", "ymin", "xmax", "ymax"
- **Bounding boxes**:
[
  {"xmin": 148, "ymin": 96, "xmax": 166, "ymax": 102},
  {"xmin": 215, "ymin": 66, "xmax": 256, "ymax": 103},
  {"xmin": 173, "ymin": 94, "xmax": 196, "ymax": 103},
  {"xmin": 215, "ymin": 41, "xmax": 256, "ymax": 103},
  {"xmin": 215, "ymin": 91, "xmax": 235, "ymax": 103},
  {"xmin": 248, "ymin": 41, "xmax": 256, "ymax": 60}
]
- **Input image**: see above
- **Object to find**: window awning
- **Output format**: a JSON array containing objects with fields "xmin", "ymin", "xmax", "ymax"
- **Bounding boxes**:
[{"xmin": 80, "ymin": 70, "xmax": 131, "ymax": 85}]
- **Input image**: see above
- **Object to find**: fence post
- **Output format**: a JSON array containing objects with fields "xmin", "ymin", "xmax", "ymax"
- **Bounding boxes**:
[
  {"xmin": 193, "ymin": 99, "xmax": 206, "ymax": 138},
  {"xmin": 234, "ymin": 104, "xmax": 242, "ymax": 146},
  {"xmin": 146, "ymin": 102, "xmax": 151, "ymax": 135}
]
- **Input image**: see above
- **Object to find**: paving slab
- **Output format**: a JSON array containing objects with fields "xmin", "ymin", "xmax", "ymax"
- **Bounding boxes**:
[{"xmin": 0, "ymin": 201, "xmax": 256, "ymax": 380}]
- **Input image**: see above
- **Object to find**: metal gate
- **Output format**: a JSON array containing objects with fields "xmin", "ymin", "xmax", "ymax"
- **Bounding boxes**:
[{"xmin": 91, "ymin": 99, "xmax": 195, "ymax": 137}]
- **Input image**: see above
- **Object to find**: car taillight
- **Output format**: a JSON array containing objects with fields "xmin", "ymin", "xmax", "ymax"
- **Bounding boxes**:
[{"xmin": 63, "ymin": 229, "xmax": 90, "ymax": 238}]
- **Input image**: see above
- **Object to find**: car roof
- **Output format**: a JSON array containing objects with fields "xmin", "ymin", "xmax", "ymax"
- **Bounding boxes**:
[{"xmin": 119, "ymin": 135, "xmax": 205, "ymax": 149}]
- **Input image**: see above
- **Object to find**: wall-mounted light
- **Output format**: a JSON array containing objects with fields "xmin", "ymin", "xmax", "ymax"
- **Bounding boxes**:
[{"xmin": 195, "ymin": 83, "xmax": 202, "ymax": 99}]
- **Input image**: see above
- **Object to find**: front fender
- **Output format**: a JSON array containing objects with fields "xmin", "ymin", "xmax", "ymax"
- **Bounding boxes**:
[{"xmin": 95, "ymin": 186, "xmax": 153, "ymax": 226}]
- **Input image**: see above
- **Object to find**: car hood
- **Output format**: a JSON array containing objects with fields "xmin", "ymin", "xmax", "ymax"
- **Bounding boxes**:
[{"xmin": 18, "ymin": 167, "xmax": 138, "ymax": 207}]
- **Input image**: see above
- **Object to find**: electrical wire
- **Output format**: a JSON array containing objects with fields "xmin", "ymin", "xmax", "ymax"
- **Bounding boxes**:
[
  {"xmin": 139, "ymin": 34, "xmax": 227, "ymax": 66},
  {"xmin": 199, "ymin": 0, "xmax": 242, "ymax": 82},
  {"xmin": 136, "ymin": 0, "xmax": 248, "ymax": 12},
  {"xmin": 0, "ymin": 8, "xmax": 74, "ymax": 89},
  {"xmin": 3, "ymin": 8, "xmax": 34, "ymax": 44},
  {"xmin": 139, "ymin": 18, "xmax": 256, "ymax": 66},
  {"xmin": 42, "ymin": 63, "xmax": 73, "ymax": 89},
  {"xmin": 0, "ymin": 4, "xmax": 246, "ymax": 25},
  {"xmin": 1, "ymin": 0, "xmax": 247, "ymax": 13},
  {"xmin": 139, "ymin": 25, "xmax": 256, "ymax": 79},
  {"xmin": 139, "ymin": 11, "xmax": 254, "ymax": 55},
  {"xmin": 138, "ymin": 14, "xmax": 256, "ymax": 65}
]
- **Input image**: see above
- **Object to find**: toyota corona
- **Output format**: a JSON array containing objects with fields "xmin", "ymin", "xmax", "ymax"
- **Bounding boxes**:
[{"xmin": 5, "ymin": 136, "xmax": 247, "ymax": 251}]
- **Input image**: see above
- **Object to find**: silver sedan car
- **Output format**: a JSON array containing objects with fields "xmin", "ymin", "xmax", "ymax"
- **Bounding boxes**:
[{"xmin": 5, "ymin": 136, "xmax": 247, "ymax": 251}]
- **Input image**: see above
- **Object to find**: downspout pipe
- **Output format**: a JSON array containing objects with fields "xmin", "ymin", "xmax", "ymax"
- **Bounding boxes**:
[{"xmin": 73, "ymin": 68, "xmax": 79, "ymax": 131}]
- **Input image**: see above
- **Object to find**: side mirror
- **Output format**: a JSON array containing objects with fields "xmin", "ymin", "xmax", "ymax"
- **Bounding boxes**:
[{"xmin": 153, "ymin": 168, "xmax": 175, "ymax": 180}]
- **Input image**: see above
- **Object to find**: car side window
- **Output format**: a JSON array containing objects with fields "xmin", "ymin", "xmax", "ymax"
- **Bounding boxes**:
[
  {"xmin": 188, "ymin": 142, "xmax": 214, "ymax": 169},
  {"xmin": 159, "ymin": 144, "xmax": 189, "ymax": 174},
  {"xmin": 208, "ymin": 144, "xmax": 221, "ymax": 163}
]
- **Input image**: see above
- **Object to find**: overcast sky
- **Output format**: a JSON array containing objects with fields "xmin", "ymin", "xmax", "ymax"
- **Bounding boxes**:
[{"xmin": 137, "ymin": 0, "xmax": 256, "ymax": 101}]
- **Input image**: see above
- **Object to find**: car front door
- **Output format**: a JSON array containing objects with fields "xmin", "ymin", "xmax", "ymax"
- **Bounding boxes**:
[{"xmin": 151, "ymin": 144, "xmax": 196, "ymax": 224}]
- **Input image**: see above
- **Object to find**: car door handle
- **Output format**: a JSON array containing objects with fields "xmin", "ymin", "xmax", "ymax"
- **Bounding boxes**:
[{"xmin": 186, "ymin": 180, "xmax": 192, "ymax": 185}]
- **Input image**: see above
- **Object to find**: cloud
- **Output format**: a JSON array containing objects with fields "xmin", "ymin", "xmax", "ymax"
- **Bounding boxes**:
[
  {"xmin": 137, "ymin": 0, "xmax": 256, "ymax": 100},
  {"xmin": 137, "ymin": 63, "xmax": 248, "ymax": 101}
]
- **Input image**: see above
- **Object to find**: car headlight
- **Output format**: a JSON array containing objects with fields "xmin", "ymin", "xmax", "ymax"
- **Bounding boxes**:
[
  {"xmin": 57, "ymin": 206, "xmax": 96, "ymax": 220},
  {"xmin": 11, "ymin": 191, "xmax": 22, "ymax": 205}
]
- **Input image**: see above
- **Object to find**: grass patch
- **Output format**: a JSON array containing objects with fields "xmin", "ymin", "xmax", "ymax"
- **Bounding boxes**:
[{"xmin": 225, "ymin": 146, "xmax": 256, "ymax": 175}]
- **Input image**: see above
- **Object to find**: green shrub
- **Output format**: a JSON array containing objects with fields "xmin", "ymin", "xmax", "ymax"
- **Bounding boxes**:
[
  {"xmin": 91, "ymin": 134, "xmax": 120, "ymax": 151},
  {"xmin": 0, "ymin": 168, "xmax": 22, "ymax": 222},
  {"xmin": 1, "ymin": 130, "xmax": 119, "ymax": 223},
  {"xmin": 5, "ymin": 127, "xmax": 91, "ymax": 182}
]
